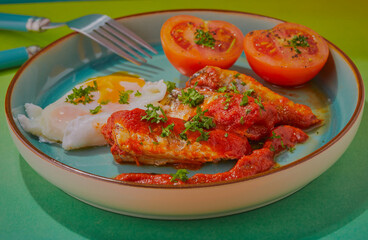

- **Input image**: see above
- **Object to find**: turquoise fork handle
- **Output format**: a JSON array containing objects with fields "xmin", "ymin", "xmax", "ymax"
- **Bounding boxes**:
[
  {"xmin": 0, "ymin": 13, "xmax": 48, "ymax": 32},
  {"xmin": 0, "ymin": 46, "xmax": 41, "ymax": 70}
]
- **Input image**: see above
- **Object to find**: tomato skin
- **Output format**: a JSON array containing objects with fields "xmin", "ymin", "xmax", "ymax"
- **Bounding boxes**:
[
  {"xmin": 161, "ymin": 15, "xmax": 244, "ymax": 76},
  {"xmin": 243, "ymin": 22, "xmax": 329, "ymax": 86}
]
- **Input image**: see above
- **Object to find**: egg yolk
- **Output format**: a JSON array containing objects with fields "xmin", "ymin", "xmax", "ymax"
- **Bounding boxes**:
[{"xmin": 86, "ymin": 73, "xmax": 145, "ymax": 104}]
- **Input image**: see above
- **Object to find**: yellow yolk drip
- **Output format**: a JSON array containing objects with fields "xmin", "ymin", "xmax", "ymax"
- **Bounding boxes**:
[{"xmin": 85, "ymin": 73, "xmax": 145, "ymax": 104}]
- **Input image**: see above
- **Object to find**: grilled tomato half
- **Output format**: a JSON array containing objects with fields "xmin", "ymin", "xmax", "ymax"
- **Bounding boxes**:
[
  {"xmin": 243, "ymin": 22, "xmax": 329, "ymax": 86},
  {"xmin": 160, "ymin": 15, "xmax": 244, "ymax": 76}
]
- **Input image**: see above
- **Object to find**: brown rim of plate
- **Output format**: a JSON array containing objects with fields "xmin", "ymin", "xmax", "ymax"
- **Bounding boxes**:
[{"xmin": 5, "ymin": 9, "xmax": 365, "ymax": 189}]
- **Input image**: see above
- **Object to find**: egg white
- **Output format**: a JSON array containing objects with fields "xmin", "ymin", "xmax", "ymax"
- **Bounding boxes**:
[{"xmin": 18, "ymin": 77, "xmax": 167, "ymax": 150}]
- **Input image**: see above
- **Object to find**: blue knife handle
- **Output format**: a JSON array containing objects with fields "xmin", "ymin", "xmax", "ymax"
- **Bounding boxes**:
[
  {"xmin": 0, "ymin": 13, "xmax": 46, "ymax": 32},
  {"xmin": 0, "ymin": 47, "xmax": 37, "ymax": 70}
]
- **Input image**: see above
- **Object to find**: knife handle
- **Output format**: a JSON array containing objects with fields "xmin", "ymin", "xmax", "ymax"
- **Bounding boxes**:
[
  {"xmin": 0, "ymin": 46, "xmax": 41, "ymax": 70},
  {"xmin": 0, "ymin": 13, "xmax": 49, "ymax": 32}
]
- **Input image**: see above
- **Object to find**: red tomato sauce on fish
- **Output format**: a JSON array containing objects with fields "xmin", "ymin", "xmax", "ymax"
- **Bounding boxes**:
[{"xmin": 114, "ymin": 125, "xmax": 308, "ymax": 184}]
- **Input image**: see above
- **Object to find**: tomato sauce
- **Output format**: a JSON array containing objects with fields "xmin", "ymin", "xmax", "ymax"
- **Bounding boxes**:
[
  {"xmin": 205, "ymin": 93, "xmax": 279, "ymax": 140},
  {"xmin": 114, "ymin": 125, "xmax": 308, "ymax": 184}
]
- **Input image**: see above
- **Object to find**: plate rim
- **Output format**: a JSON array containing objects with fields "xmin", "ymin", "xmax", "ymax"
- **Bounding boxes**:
[{"xmin": 5, "ymin": 9, "xmax": 365, "ymax": 189}]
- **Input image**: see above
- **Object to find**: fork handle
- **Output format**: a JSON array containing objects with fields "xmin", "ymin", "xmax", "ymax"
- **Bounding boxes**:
[
  {"xmin": 0, "ymin": 46, "xmax": 41, "ymax": 70},
  {"xmin": 0, "ymin": 13, "xmax": 50, "ymax": 32}
]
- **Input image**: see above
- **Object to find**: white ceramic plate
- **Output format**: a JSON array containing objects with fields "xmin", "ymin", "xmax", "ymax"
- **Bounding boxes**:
[{"xmin": 6, "ymin": 10, "xmax": 364, "ymax": 219}]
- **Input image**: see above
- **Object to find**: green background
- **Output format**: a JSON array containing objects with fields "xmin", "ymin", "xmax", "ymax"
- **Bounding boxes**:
[{"xmin": 1, "ymin": 1, "xmax": 367, "ymax": 239}]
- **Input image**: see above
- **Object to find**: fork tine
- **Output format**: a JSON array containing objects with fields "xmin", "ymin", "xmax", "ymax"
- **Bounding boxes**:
[
  {"xmin": 103, "ymin": 24, "xmax": 152, "ymax": 59},
  {"xmin": 96, "ymin": 27, "xmax": 147, "ymax": 62},
  {"xmin": 107, "ymin": 19, "xmax": 158, "ymax": 55},
  {"xmin": 88, "ymin": 31, "xmax": 142, "ymax": 65}
]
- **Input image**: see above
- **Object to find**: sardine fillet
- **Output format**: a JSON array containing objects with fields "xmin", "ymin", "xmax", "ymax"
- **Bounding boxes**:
[
  {"xmin": 187, "ymin": 66, "xmax": 321, "ymax": 129},
  {"xmin": 102, "ymin": 108, "xmax": 252, "ymax": 166}
]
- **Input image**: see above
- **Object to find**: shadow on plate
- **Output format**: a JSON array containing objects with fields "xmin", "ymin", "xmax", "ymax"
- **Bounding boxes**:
[{"xmin": 20, "ymin": 103, "xmax": 368, "ymax": 240}]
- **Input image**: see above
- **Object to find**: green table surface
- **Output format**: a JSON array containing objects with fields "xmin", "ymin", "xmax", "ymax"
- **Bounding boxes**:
[{"xmin": 1, "ymin": 1, "xmax": 367, "ymax": 239}]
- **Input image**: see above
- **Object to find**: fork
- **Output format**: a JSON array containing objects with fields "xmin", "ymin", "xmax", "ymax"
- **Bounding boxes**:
[{"xmin": 0, "ymin": 13, "xmax": 158, "ymax": 65}]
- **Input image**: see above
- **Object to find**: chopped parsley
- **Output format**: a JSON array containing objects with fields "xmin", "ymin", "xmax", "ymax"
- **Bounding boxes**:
[
  {"xmin": 270, "ymin": 131, "xmax": 286, "ymax": 149},
  {"xmin": 161, "ymin": 123, "xmax": 175, "ymax": 137},
  {"xmin": 196, "ymin": 130, "xmax": 210, "ymax": 142},
  {"xmin": 170, "ymin": 169, "xmax": 189, "ymax": 182},
  {"xmin": 194, "ymin": 29, "xmax": 216, "ymax": 48},
  {"xmin": 180, "ymin": 106, "xmax": 216, "ymax": 142},
  {"xmin": 224, "ymin": 133, "xmax": 228, "ymax": 138},
  {"xmin": 270, "ymin": 144, "xmax": 275, "ymax": 152},
  {"xmin": 287, "ymin": 35, "xmax": 310, "ymax": 54},
  {"xmin": 245, "ymin": 89, "xmax": 255, "ymax": 96},
  {"xmin": 164, "ymin": 81, "xmax": 177, "ymax": 93},
  {"xmin": 119, "ymin": 90, "xmax": 134, "ymax": 104},
  {"xmin": 100, "ymin": 100, "xmax": 110, "ymax": 105},
  {"xmin": 89, "ymin": 105, "xmax": 102, "ymax": 114},
  {"xmin": 229, "ymin": 81, "xmax": 239, "ymax": 93},
  {"xmin": 234, "ymin": 73, "xmax": 240, "ymax": 78},
  {"xmin": 240, "ymin": 89, "xmax": 254, "ymax": 107},
  {"xmin": 217, "ymin": 86, "xmax": 227, "ymax": 93},
  {"xmin": 141, "ymin": 104, "xmax": 168, "ymax": 123},
  {"xmin": 281, "ymin": 140, "xmax": 286, "ymax": 148},
  {"xmin": 135, "ymin": 90, "xmax": 142, "ymax": 97},
  {"xmin": 65, "ymin": 80, "xmax": 98, "ymax": 105},
  {"xmin": 288, "ymin": 146, "xmax": 295, "ymax": 153},
  {"xmin": 178, "ymin": 86, "xmax": 204, "ymax": 107},
  {"xmin": 223, "ymin": 93, "xmax": 233, "ymax": 110},
  {"xmin": 240, "ymin": 116, "xmax": 245, "ymax": 124},
  {"xmin": 254, "ymin": 96, "xmax": 265, "ymax": 110},
  {"xmin": 270, "ymin": 131, "xmax": 281, "ymax": 139},
  {"xmin": 153, "ymin": 141, "xmax": 160, "ymax": 145},
  {"xmin": 240, "ymin": 95, "xmax": 249, "ymax": 107}
]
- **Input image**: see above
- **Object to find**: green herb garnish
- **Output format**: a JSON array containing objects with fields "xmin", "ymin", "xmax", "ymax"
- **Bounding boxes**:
[
  {"xmin": 179, "ymin": 86, "xmax": 205, "ymax": 107},
  {"xmin": 270, "ymin": 145, "xmax": 275, "ymax": 152},
  {"xmin": 100, "ymin": 100, "xmax": 110, "ymax": 105},
  {"xmin": 65, "ymin": 80, "xmax": 98, "ymax": 105},
  {"xmin": 288, "ymin": 146, "xmax": 295, "ymax": 153},
  {"xmin": 254, "ymin": 96, "xmax": 265, "ymax": 110},
  {"xmin": 164, "ymin": 81, "xmax": 177, "ymax": 93},
  {"xmin": 89, "ymin": 105, "xmax": 102, "ymax": 114},
  {"xmin": 287, "ymin": 35, "xmax": 310, "ymax": 54},
  {"xmin": 240, "ymin": 89, "xmax": 254, "ymax": 107},
  {"xmin": 135, "ymin": 90, "xmax": 142, "ymax": 97},
  {"xmin": 240, "ymin": 95, "xmax": 249, "ymax": 107},
  {"xmin": 141, "ymin": 104, "xmax": 168, "ymax": 123},
  {"xmin": 161, "ymin": 123, "xmax": 175, "ymax": 137},
  {"xmin": 180, "ymin": 106, "xmax": 216, "ymax": 142},
  {"xmin": 270, "ymin": 131, "xmax": 281, "ymax": 139},
  {"xmin": 194, "ymin": 29, "xmax": 216, "ymax": 48},
  {"xmin": 229, "ymin": 81, "xmax": 239, "ymax": 93},
  {"xmin": 221, "ymin": 93, "xmax": 233, "ymax": 110},
  {"xmin": 196, "ymin": 130, "xmax": 210, "ymax": 142},
  {"xmin": 119, "ymin": 90, "xmax": 134, "ymax": 104},
  {"xmin": 245, "ymin": 89, "xmax": 255, "ymax": 96},
  {"xmin": 170, "ymin": 169, "xmax": 189, "ymax": 182},
  {"xmin": 270, "ymin": 132, "xmax": 286, "ymax": 149},
  {"xmin": 224, "ymin": 133, "xmax": 228, "ymax": 138},
  {"xmin": 217, "ymin": 86, "xmax": 227, "ymax": 93}
]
